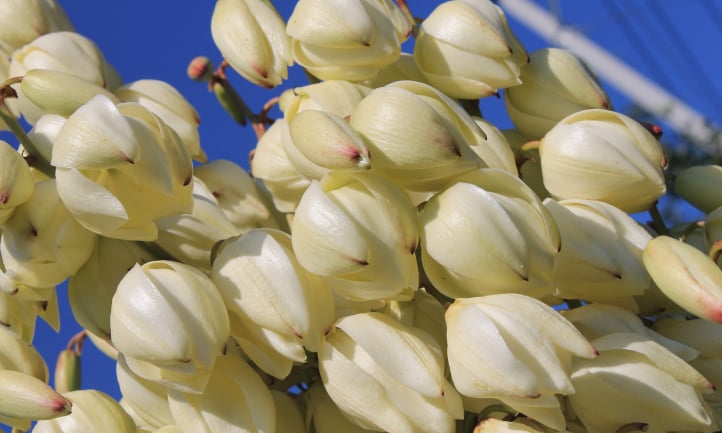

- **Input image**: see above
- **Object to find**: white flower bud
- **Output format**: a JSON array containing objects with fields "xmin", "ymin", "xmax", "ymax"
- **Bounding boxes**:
[
  {"xmin": 446, "ymin": 294, "xmax": 596, "ymax": 400},
  {"xmin": 289, "ymin": 109, "xmax": 371, "ymax": 171},
  {"xmin": 115, "ymin": 79, "xmax": 205, "ymax": 162},
  {"xmin": 414, "ymin": 0, "xmax": 527, "ymax": 98},
  {"xmin": 292, "ymin": 172, "xmax": 419, "ymax": 301},
  {"xmin": 33, "ymin": 389, "xmax": 136, "ymax": 433},
  {"xmin": 569, "ymin": 332, "xmax": 714, "ymax": 433},
  {"xmin": 0, "ymin": 370, "xmax": 71, "ymax": 430},
  {"xmin": 9, "ymin": 31, "xmax": 117, "ymax": 124},
  {"xmin": 0, "ymin": 0, "xmax": 73, "ymax": 57},
  {"xmin": 211, "ymin": 0, "xmax": 291, "ymax": 88},
  {"xmin": 348, "ymin": 81, "xmax": 485, "ymax": 202},
  {"xmin": 20, "ymin": 69, "xmax": 121, "ymax": 119},
  {"xmin": 505, "ymin": 48, "xmax": 611, "ymax": 139},
  {"xmin": 319, "ymin": 312, "xmax": 462, "ymax": 433},
  {"xmin": 543, "ymin": 198, "xmax": 651, "ymax": 305},
  {"xmin": 279, "ymin": 81, "xmax": 373, "ymax": 181},
  {"xmin": 110, "ymin": 261, "xmax": 230, "ymax": 393},
  {"xmin": 211, "ymin": 228, "xmax": 334, "ymax": 355},
  {"xmin": 540, "ymin": 109, "xmax": 666, "ymax": 213},
  {"xmin": 52, "ymin": 95, "xmax": 193, "ymax": 240},
  {"xmin": 167, "ymin": 342, "xmax": 276, "ymax": 433},
  {"xmin": 644, "ymin": 235, "xmax": 722, "ymax": 323},
  {"xmin": 287, "ymin": 0, "xmax": 411, "ymax": 81},
  {"xmin": 1, "ymin": 179, "xmax": 96, "ymax": 291},
  {"xmin": 420, "ymin": 169, "xmax": 559, "ymax": 300}
]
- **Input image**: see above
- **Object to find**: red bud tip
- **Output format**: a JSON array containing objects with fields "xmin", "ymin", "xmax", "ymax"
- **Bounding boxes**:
[
  {"xmin": 638, "ymin": 120, "xmax": 663, "ymax": 139},
  {"xmin": 703, "ymin": 304, "xmax": 722, "ymax": 324},
  {"xmin": 187, "ymin": 56, "xmax": 214, "ymax": 82},
  {"xmin": 253, "ymin": 64, "xmax": 268, "ymax": 79},
  {"xmin": 339, "ymin": 144, "xmax": 364, "ymax": 162},
  {"xmin": 50, "ymin": 395, "xmax": 73, "ymax": 414}
]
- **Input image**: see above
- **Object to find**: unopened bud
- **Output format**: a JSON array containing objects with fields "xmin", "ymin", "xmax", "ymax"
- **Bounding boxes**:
[
  {"xmin": 187, "ymin": 56, "xmax": 214, "ymax": 82},
  {"xmin": 213, "ymin": 81, "xmax": 248, "ymax": 126},
  {"xmin": 0, "ymin": 370, "xmax": 72, "ymax": 422},
  {"xmin": 643, "ymin": 235, "xmax": 722, "ymax": 323},
  {"xmin": 20, "ymin": 69, "xmax": 120, "ymax": 118},
  {"xmin": 539, "ymin": 109, "xmax": 666, "ymax": 213},
  {"xmin": 675, "ymin": 165, "xmax": 722, "ymax": 213},
  {"xmin": 54, "ymin": 349, "xmax": 81, "ymax": 394},
  {"xmin": 289, "ymin": 109, "xmax": 371, "ymax": 171}
]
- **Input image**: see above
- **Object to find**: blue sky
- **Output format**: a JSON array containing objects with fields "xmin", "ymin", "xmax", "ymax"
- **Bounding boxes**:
[{"xmin": 1, "ymin": 0, "xmax": 720, "ymax": 429}]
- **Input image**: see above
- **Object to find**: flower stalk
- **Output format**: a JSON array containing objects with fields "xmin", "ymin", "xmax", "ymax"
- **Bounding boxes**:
[{"xmin": 0, "ymin": 79, "xmax": 54, "ymax": 178}]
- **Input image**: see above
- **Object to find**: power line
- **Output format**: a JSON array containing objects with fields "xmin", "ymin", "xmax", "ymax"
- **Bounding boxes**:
[
  {"xmin": 645, "ymin": 0, "xmax": 722, "ymax": 120},
  {"xmin": 603, "ymin": 1, "xmax": 679, "ymax": 98},
  {"xmin": 498, "ymin": 0, "xmax": 722, "ymax": 151}
]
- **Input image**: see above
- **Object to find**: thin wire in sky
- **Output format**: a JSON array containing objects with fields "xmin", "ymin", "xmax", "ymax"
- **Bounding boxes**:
[
  {"xmin": 603, "ymin": 1, "xmax": 679, "ymax": 98},
  {"xmin": 645, "ymin": 0, "xmax": 722, "ymax": 120}
]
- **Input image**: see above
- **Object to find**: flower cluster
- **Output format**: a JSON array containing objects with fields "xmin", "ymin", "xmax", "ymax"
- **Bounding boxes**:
[{"xmin": 0, "ymin": 1, "xmax": 721, "ymax": 433}]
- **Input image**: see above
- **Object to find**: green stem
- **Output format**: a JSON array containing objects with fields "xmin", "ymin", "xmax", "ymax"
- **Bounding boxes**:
[
  {"xmin": 458, "ymin": 412, "xmax": 479, "ymax": 433},
  {"xmin": 648, "ymin": 203, "xmax": 668, "ymax": 235},
  {"xmin": 478, "ymin": 404, "xmax": 517, "ymax": 420},
  {"xmin": 0, "ymin": 98, "xmax": 55, "ymax": 178},
  {"xmin": 676, "ymin": 220, "xmax": 704, "ymax": 242}
]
